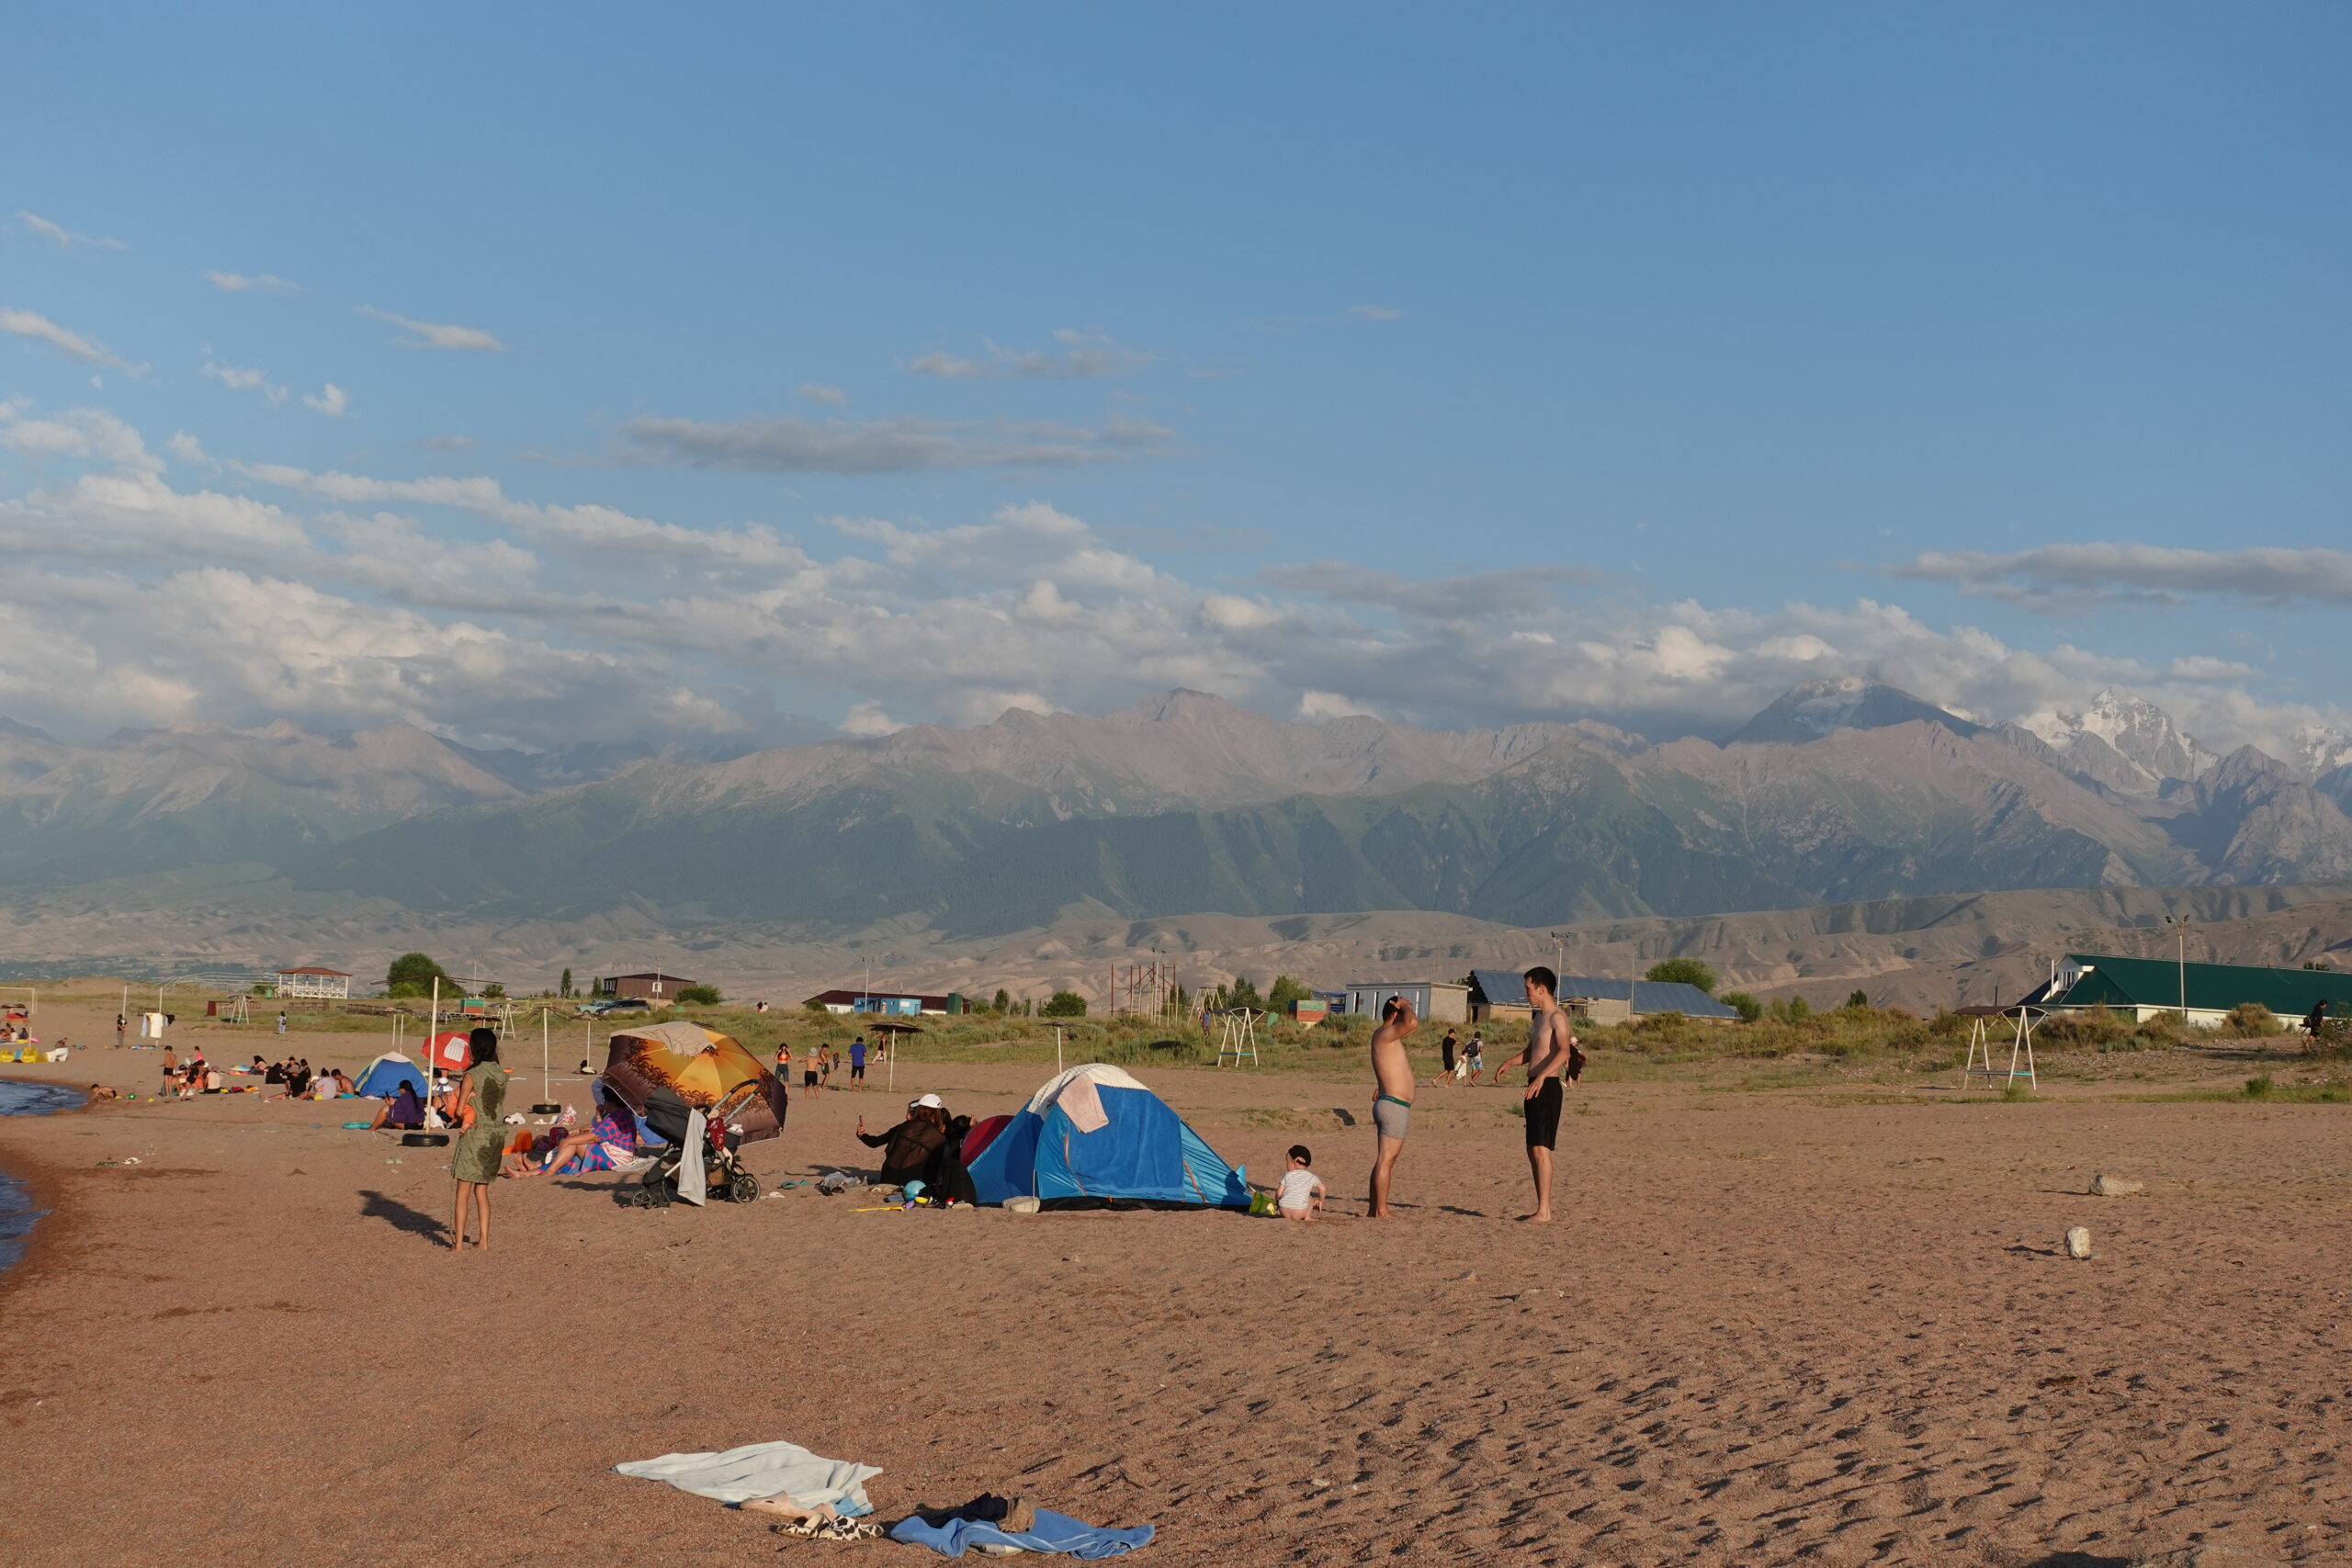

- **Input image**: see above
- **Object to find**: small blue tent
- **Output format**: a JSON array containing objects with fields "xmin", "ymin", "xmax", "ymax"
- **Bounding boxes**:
[
  {"xmin": 967, "ymin": 1065, "xmax": 1249, "ymax": 1210},
  {"xmin": 356, "ymin": 1052, "xmax": 426, "ymax": 1100}
]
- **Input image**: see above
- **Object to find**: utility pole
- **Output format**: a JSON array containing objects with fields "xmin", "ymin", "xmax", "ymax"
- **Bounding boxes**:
[{"xmin": 2165, "ymin": 915, "xmax": 2189, "ymax": 1018}]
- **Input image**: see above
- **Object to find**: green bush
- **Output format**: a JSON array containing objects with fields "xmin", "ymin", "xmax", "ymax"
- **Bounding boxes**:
[
  {"xmin": 1645, "ymin": 958, "xmax": 1716, "ymax": 994},
  {"xmin": 1040, "ymin": 990, "xmax": 1088, "ymax": 1018},
  {"xmin": 2040, "ymin": 1005, "xmax": 2134, "ymax": 1048},
  {"xmin": 675, "ymin": 984, "xmax": 723, "ymax": 1006},
  {"xmin": 1718, "ymin": 990, "xmax": 1763, "ymax": 1022},
  {"xmin": 1844, "ymin": 989, "xmax": 1870, "ymax": 1010},
  {"xmin": 2224, "ymin": 1001, "xmax": 2280, "ymax": 1036}
]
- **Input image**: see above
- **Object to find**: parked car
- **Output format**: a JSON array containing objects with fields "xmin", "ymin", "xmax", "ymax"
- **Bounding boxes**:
[{"xmin": 578, "ymin": 998, "xmax": 655, "ymax": 1018}]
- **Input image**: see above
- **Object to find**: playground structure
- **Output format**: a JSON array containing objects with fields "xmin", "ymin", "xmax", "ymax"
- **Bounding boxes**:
[
  {"xmin": 1959, "ymin": 1004, "xmax": 2043, "ymax": 1092},
  {"xmin": 1114, "ymin": 957, "xmax": 1183, "ymax": 1020},
  {"xmin": 1211, "ymin": 1006, "xmax": 1263, "ymax": 1067}
]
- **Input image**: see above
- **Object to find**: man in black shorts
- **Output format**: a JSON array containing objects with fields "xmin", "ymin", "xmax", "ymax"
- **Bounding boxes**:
[{"xmin": 1497, "ymin": 965, "xmax": 1577, "ymax": 1223}]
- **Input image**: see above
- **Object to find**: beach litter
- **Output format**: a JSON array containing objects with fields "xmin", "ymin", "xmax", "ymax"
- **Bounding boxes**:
[
  {"xmin": 814, "ymin": 1169, "xmax": 862, "ymax": 1195},
  {"xmin": 2065, "ymin": 1225, "xmax": 2095, "ymax": 1259},
  {"xmin": 2090, "ymin": 1172, "xmax": 2145, "ymax": 1196},
  {"xmin": 1004, "ymin": 1195, "xmax": 1042, "ymax": 1213}
]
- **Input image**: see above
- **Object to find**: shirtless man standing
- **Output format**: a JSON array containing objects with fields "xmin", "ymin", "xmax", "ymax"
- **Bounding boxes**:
[
  {"xmin": 1366, "ymin": 994, "xmax": 1420, "ymax": 1218},
  {"xmin": 1496, "ymin": 965, "xmax": 1577, "ymax": 1223}
]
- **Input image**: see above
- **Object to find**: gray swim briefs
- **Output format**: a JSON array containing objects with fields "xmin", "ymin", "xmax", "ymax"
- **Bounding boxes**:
[{"xmin": 1372, "ymin": 1092, "xmax": 1412, "ymax": 1141}]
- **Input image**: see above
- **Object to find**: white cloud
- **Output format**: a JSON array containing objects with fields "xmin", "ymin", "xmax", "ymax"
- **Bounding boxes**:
[
  {"xmin": 167, "ymin": 432, "xmax": 209, "ymax": 466},
  {"xmin": 838, "ymin": 700, "xmax": 905, "ymax": 737},
  {"xmin": 17, "ymin": 211, "xmax": 125, "ymax": 252},
  {"xmin": 356, "ymin": 305, "xmax": 503, "ymax": 352},
  {"xmin": 798, "ymin": 383, "xmax": 849, "ymax": 406},
  {"xmin": 426, "ymin": 434, "xmax": 477, "ymax": 450},
  {"xmin": 908, "ymin": 328, "xmax": 1148, "ymax": 380},
  {"xmin": 206, "ymin": 270, "xmax": 300, "ymax": 293},
  {"xmin": 204, "ymin": 361, "xmax": 288, "ymax": 404},
  {"xmin": 625, "ymin": 412, "xmax": 1176, "ymax": 473},
  {"xmin": 1299, "ymin": 690, "xmax": 1380, "ymax": 719},
  {"xmin": 1, "ymin": 308, "xmax": 133, "ymax": 371},
  {"xmin": 1350, "ymin": 305, "xmax": 1406, "ymax": 321},
  {"xmin": 1891, "ymin": 544, "xmax": 2352, "ymax": 608},
  {"xmin": 303, "ymin": 382, "xmax": 349, "ymax": 417},
  {"xmin": 6, "ymin": 399, "xmax": 2348, "ymax": 763},
  {"xmin": 0, "ymin": 404, "xmax": 160, "ymax": 471}
]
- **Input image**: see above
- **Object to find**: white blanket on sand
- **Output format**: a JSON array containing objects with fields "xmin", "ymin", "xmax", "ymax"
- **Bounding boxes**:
[{"xmin": 615, "ymin": 1440, "xmax": 882, "ymax": 1513}]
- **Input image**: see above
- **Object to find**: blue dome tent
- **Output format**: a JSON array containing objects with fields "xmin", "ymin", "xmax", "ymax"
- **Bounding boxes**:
[
  {"xmin": 355, "ymin": 1052, "xmax": 426, "ymax": 1100},
  {"xmin": 967, "ymin": 1064, "xmax": 1250, "ymax": 1211}
]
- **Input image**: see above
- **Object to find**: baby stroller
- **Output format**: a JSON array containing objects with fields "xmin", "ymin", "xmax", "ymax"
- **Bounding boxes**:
[
  {"xmin": 628, "ymin": 1081, "xmax": 764, "ymax": 1207},
  {"xmin": 596, "ymin": 1021, "xmax": 789, "ymax": 1209}
]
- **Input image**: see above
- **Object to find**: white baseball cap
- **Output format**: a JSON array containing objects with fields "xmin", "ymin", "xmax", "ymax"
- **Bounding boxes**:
[{"xmin": 911, "ymin": 1092, "xmax": 944, "ymax": 1110}]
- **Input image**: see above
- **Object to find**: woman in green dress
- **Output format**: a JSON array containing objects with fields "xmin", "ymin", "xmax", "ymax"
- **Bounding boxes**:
[{"xmin": 448, "ymin": 1027, "xmax": 508, "ymax": 1251}]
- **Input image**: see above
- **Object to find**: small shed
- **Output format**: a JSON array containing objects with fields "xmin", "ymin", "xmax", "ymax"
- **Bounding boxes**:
[
  {"xmin": 1341, "ymin": 981, "xmax": 1470, "ymax": 1024},
  {"xmin": 598, "ymin": 971, "xmax": 695, "ymax": 1003},
  {"xmin": 274, "ymin": 966, "xmax": 351, "ymax": 1000}
]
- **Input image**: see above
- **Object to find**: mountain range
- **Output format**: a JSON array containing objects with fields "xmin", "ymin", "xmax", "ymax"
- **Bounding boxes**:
[{"xmin": 6, "ymin": 681, "xmax": 2352, "ymax": 972}]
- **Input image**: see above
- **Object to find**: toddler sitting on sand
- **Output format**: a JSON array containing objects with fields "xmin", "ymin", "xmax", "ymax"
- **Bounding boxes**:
[{"xmin": 1275, "ymin": 1145, "xmax": 1325, "ymax": 1222}]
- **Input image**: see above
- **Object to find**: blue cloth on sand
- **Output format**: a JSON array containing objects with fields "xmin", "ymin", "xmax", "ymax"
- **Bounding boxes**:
[{"xmin": 889, "ymin": 1507, "xmax": 1154, "ymax": 1558}]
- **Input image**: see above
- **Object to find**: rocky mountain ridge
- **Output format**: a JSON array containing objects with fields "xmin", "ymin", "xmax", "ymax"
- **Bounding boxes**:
[{"xmin": 6, "ymin": 683, "xmax": 2352, "ymax": 940}]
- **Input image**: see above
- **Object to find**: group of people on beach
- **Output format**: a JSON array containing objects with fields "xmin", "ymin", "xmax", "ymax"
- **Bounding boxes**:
[
  {"xmin": 1430, "ymin": 1027, "xmax": 1490, "ymax": 1084},
  {"xmin": 1365, "ymin": 965, "xmax": 1585, "ymax": 1224},
  {"xmin": 140, "ymin": 1048, "xmax": 368, "ymax": 1101},
  {"xmin": 773, "ymin": 1036, "xmax": 875, "ymax": 1099}
]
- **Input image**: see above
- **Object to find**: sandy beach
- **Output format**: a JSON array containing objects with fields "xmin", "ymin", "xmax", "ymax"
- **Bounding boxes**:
[{"xmin": 2, "ymin": 995, "xmax": 2346, "ymax": 1566}]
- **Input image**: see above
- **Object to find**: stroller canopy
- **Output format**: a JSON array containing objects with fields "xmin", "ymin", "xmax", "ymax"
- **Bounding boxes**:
[
  {"xmin": 356, "ymin": 1053, "xmax": 425, "ymax": 1099},
  {"xmin": 602, "ymin": 1021, "xmax": 787, "ymax": 1145},
  {"xmin": 967, "ymin": 1064, "xmax": 1249, "ymax": 1210}
]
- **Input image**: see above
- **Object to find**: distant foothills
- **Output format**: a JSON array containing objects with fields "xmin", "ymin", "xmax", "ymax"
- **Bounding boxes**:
[{"xmin": 4, "ymin": 682, "xmax": 2352, "ymax": 953}]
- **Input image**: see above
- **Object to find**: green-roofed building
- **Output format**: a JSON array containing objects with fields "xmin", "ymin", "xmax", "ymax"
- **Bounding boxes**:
[{"xmin": 2045, "ymin": 953, "xmax": 2347, "ymax": 1029}]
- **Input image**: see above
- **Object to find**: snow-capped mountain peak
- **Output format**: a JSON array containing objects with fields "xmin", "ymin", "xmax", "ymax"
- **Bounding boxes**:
[{"xmin": 2018, "ymin": 688, "xmax": 2215, "ymax": 790}]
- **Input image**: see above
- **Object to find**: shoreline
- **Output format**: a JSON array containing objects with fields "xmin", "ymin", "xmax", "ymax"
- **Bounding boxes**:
[{"xmin": 0, "ymin": 1070, "xmax": 89, "ymax": 1285}]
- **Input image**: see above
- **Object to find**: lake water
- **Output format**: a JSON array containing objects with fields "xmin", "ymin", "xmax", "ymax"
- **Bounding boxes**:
[{"xmin": 0, "ymin": 1078, "xmax": 83, "ymax": 1271}]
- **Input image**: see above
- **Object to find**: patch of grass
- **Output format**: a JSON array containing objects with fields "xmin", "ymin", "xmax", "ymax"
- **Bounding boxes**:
[{"xmin": 2001, "ymin": 1077, "xmax": 2038, "ymax": 1102}]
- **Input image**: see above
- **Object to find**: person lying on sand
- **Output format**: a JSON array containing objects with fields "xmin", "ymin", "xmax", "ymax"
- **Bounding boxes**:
[
  {"xmin": 87, "ymin": 1083, "xmax": 120, "ymax": 1100},
  {"xmin": 524, "ymin": 1094, "xmax": 639, "ymax": 1177}
]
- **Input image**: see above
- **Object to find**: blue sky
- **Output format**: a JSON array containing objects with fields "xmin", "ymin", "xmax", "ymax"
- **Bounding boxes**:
[{"xmin": 4, "ymin": 3, "xmax": 2348, "ymax": 762}]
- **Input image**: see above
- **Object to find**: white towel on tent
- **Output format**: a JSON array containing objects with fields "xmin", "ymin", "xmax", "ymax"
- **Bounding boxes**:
[
  {"xmin": 615, "ymin": 1439, "xmax": 883, "ymax": 1512},
  {"xmin": 676, "ymin": 1107, "xmax": 707, "ymax": 1204},
  {"xmin": 1054, "ymin": 1072, "xmax": 1109, "ymax": 1134}
]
